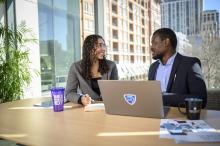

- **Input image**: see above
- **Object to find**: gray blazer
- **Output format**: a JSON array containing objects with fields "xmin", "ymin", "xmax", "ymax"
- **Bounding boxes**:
[{"xmin": 65, "ymin": 60, "xmax": 118, "ymax": 103}]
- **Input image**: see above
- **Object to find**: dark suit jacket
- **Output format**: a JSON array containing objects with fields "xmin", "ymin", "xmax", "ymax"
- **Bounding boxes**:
[
  {"xmin": 65, "ymin": 60, "xmax": 118, "ymax": 103},
  {"xmin": 148, "ymin": 53, "xmax": 207, "ymax": 108}
]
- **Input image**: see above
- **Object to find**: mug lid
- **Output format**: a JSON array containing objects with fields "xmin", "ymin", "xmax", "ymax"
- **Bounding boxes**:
[
  {"xmin": 185, "ymin": 98, "xmax": 203, "ymax": 102},
  {"xmin": 50, "ymin": 87, "xmax": 65, "ymax": 91}
]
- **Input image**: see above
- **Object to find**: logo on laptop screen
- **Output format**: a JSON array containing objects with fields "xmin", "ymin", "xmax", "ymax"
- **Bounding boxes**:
[{"xmin": 124, "ymin": 94, "xmax": 136, "ymax": 105}]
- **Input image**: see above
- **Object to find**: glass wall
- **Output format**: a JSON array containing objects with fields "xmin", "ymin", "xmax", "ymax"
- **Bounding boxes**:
[
  {"xmin": 0, "ymin": 0, "xmax": 16, "ymax": 33},
  {"xmin": 38, "ymin": 0, "xmax": 81, "ymax": 91},
  {"xmin": 5, "ymin": 0, "xmax": 16, "ymax": 30}
]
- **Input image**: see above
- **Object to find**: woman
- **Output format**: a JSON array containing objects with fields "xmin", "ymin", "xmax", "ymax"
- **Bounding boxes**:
[{"xmin": 65, "ymin": 34, "xmax": 118, "ymax": 106}]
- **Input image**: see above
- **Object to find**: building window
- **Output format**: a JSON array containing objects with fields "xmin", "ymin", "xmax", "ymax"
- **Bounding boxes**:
[
  {"xmin": 142, "ymin": 46, "xmax": 145, "ymax": 53},
  {"xmin": 129, "ymin": 23, "xmax": 133, "ymax": 31},
  {"xmin": 129, "ymin": 12, "xmax": 133, "ymax": 21},
  {"xmin": 143, "ymin": 56, "xmax": 146, "ymax": 62},
  {"xmin": 141, "ymin": 9, "xmax": 144, "ymax": 17},
  {"xmin": 38, "ymin": 0, "xmax": 80, "ymax": 91},
  {"xmin": 84, "ymin": 2, "xmax": 89, "ymax": 13},
  {"xmin": 130, "ymin": 44, "xmax": 134, "ymax": 53},
  {"xmin": 112, "ymin": 29, "xmax": 118, "ymax": 39},
  {"xmin": 112, "ymin": 3, "xmax": 117, "ymax": 14},
  {"xmin": 141, "ymin": 0, "xmax": 144, "ymax": 7},
  {"xmin": 84, "ymin": 19, "xmax": 94, "ymax": 32},
  {"xmin": 142, "ymin": 28, "xmax": 145, "ymax": 34},
  {"xmin": 130, "ymin": 55, "xmax": 134, "ymax": 63},
  {"xmin": 130, "ymin": 34, "xmax": 134, "ymax": 42},
  {"xmin": 211, "ymin": 13, "xmax": 215, "ymax": 21},
  {"xmin": 204, "ymin": 15, "xmax": 206, "ymax": 22},
  {"xmin": 129, "ymin": 2, "xmax": 133, "ymax": 11},
  {"xmin": 112, "ymin": 17, "xmax": 118, "ymax": 26},
  {"xmin": 113, "ymin": 42, "xmax": 118, "ymax": 51},
  {"xmin": 113, "ymin": 55, "xmax": 119, "ymax": 63},
  {"xmin": 142, "ymin": 18, "xmax": 144, "ymax": 25},
  {"xmin": 142, "ymin": 37, "xmax": 145, "ymax": 44}
]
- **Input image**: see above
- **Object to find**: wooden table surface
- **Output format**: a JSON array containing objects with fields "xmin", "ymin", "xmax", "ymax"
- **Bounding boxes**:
[{"xmin": 0, "ymin": 97, "xmax": 220, "ymax": 146}]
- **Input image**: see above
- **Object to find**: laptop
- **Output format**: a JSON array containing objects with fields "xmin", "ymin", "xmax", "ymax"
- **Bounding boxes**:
[{"xmin": 98, "ymin": 80, "xmax": 169, "ymax": 118}]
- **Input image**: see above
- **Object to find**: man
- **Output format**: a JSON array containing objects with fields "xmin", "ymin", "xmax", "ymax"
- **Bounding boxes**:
[{"xmin": 148, "ymin": 28, "xmax": 207, "ymax": 108}]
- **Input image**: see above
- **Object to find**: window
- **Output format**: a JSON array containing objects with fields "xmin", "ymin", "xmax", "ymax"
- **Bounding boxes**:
[
  {"xmin": 143, "ymin": 56, "xmax": 146, "ymax": 62},
  {"xmin": 141, "ymin": 10, "xmax": 144, "ymax": 17},
  {"xmin": 142, "ymin": 46, "xmax": 145, "ymax": 53},
  {"xmin": 130, "ymin": 44, "xmax": 134, "ymax": 53},
  {"xmin": 129, "ymin": 2, "xmax": 133, "ymax": 11},
  {"xmin": 142, "ymin": 18, "xmax": 144, "ymax": 25},
  {"xmin": 38, "ymin": 0, "xmax": 80, "ymax": 91},
  {"xmin": 113, "ymin": 55, "xmax": 119, "ymax": 63},
  {"xmin": 130, "ymin": 34, "xmax": 133, "ymax": 42},
  {"xmin": 211, "ymin": 13, "xmax": 215, "ymax": 21},
  {"xmin": 112, "ymin": 4, "xmax": 117, "ymax": 14},
  {"xmin": 130, "ymin": 55, "xmax": 134, "ymax": 63},
  {"xmin": 129, "ymin": 23, "xmax": 133, "ymax": 31},
  {"xmin": 113, "ymin": 42, "xmax": 118, "ymax": 51},
  {"xmin": 112, "ymin": 29, "xmax": 118, "ymax": 39},
  {"xmin": 129, "ymin": 12, "xmax": 133, "ymax": 21},
  {"xmin": 84, "ymin": 2, "xmax": 89, "ymax": 13},
  {"xmin": 142, "ymin": 37, "xmax": 145, "ymax": 44},
  {"xmin": 141, "ymin": 0, "xmax": 144, "ymax": 7},
  {"xmin": 142, "ymin": 28, "xmax": 145, "ymax": 34},
  {"xmin": 112, "ymin": 17, "xmax": 118, "ymax": 26}
]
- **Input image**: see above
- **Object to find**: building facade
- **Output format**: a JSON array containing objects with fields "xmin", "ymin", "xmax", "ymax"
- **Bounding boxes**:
[
  {"xmin": 201, "ymin": 10, "xmax": 219, "ymax": 38},
  {"xmin": 161, "ymin": 0, "xmax": 203, "ymax": 35},
  {"xmin": 104, "ymin": 0, "xmax": 161, "ymax": 79},
  {"xmin": 80, "ymin": 0, "xmax": 95, "ymax": 42}
]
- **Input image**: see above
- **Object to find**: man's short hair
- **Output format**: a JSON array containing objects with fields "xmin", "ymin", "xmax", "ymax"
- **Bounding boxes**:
[{"xmin": 153, "ymin": 28, "xmax": 177, "ymax": 51}]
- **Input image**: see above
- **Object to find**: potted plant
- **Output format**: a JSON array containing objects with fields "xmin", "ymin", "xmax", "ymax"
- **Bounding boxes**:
[{"xmin": 0, "ymin": 22, "xmax": 37, "ymax": 103}]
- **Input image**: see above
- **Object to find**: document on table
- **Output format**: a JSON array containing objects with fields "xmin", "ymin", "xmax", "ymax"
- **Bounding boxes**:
[
  {"xmin": 174, "ymin": 131, "xmax": 220, "ymax": 143},
  {"xmin": 160, "ymin": 119, "xmax": 220, "ymax": 143},
  {"xmin": 33, "ymin": 100, "xmax": 53, "ymax": 107},
  {"xmin": 32, "ymin": 100, "xmax": 72, "ymax": 109},
  {"xmin": 84, "ymin": 103, "xmax": 105, "ymax": 112}
]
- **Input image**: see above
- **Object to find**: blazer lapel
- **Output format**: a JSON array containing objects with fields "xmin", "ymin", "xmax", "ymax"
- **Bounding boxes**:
[
  {"xmin": 149, "ymin": 62, "xmax": 159, "ymax": 80},
  {"xmin": 166, "ymin": 53, "xmax": 182, "ymax": 92}
]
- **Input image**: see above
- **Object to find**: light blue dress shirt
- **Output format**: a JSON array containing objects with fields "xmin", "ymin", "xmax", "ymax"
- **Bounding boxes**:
[{"xmin": 156, "ymin": 53, "xmax": 177, "ymax": 92}]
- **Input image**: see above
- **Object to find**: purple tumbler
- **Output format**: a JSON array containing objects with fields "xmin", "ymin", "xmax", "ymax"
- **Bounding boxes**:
[{"xmin": 50, "ymin": 87, "xmax": 65, "ymax": 112}]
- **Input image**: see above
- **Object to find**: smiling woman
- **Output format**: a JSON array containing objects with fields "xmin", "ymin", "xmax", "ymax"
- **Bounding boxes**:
[{"xmin": 65, "ymin": 34, "xmax": 119, "ymax": 106}]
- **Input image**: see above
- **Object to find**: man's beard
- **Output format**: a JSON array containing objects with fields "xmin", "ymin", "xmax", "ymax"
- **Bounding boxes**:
[{"xmin": 152, "ymin": 53, "xmax": 164, "ymax": 61}]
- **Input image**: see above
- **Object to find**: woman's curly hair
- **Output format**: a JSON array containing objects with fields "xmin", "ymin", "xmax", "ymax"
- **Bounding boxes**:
[{"xmin": 81, "ymin": 34, "xmax": 109, "ymax": 80}]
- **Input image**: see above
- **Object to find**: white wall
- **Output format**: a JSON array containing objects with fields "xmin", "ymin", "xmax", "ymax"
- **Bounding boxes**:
[{"xmin": 15, "ymin": 0, "xmax": 41, "ymax": 98}]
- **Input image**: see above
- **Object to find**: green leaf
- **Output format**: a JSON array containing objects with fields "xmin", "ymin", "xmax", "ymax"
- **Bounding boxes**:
[{"xmin": 0, "ymin": 22, "xmax": 38, "ymax": 103}]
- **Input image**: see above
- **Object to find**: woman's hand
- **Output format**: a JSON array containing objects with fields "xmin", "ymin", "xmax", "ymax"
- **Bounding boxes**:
[{"xmin": 81, "ymin": 94, "xmax": 92, "ymax": 106}]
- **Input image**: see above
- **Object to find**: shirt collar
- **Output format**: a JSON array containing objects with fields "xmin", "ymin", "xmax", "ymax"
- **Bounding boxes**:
[{"xmin": 159, "ymin": 52, "xmax": 177, "ymax": 66}]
